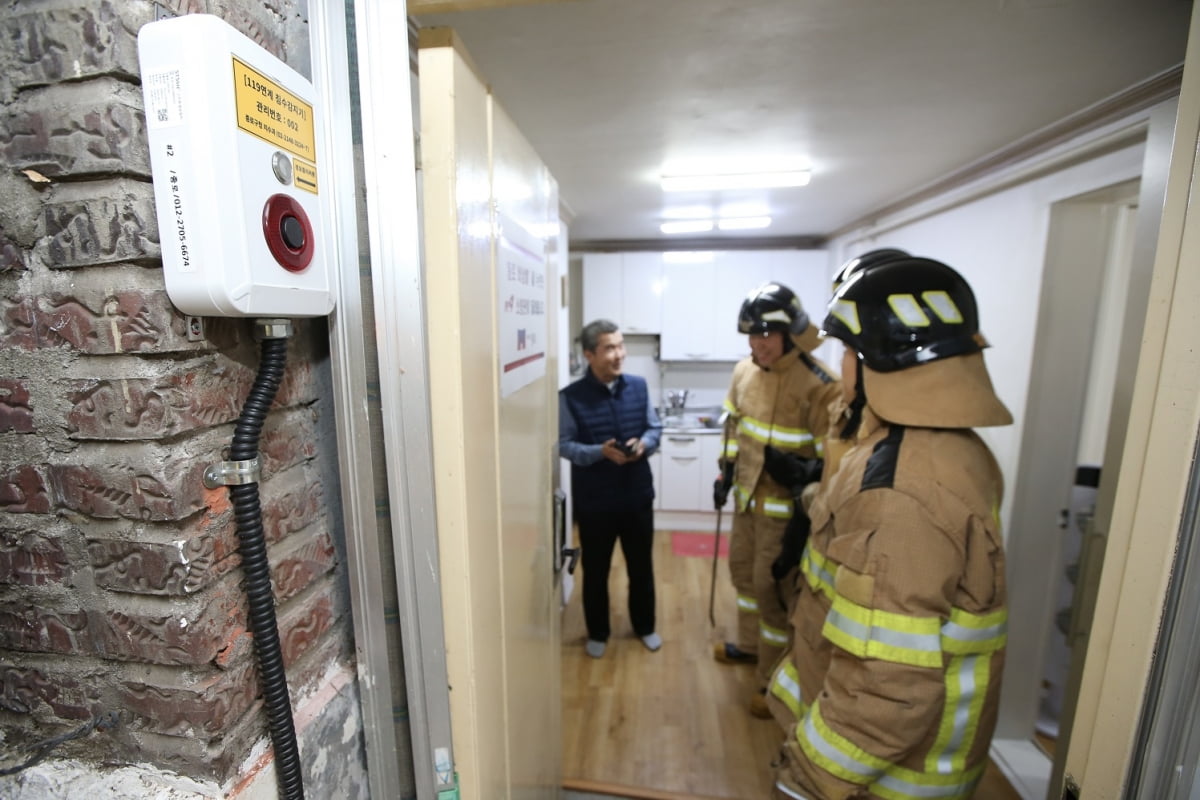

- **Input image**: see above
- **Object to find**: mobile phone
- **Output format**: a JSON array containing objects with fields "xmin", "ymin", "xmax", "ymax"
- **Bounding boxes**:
[{"xmin": 616, "ymin": 441, "xmax": 636, "ymax": 456}]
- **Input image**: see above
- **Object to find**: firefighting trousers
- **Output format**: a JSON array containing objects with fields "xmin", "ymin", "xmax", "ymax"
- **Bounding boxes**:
[{"xmin": 728, "ymin": 510, "xmax": 790, "ymax": 687}]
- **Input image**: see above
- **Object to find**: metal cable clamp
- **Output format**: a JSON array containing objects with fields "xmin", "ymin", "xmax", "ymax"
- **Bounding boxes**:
[{"xmin": 204, "ymin": 457, "xmax": 261, "ymax": 489}]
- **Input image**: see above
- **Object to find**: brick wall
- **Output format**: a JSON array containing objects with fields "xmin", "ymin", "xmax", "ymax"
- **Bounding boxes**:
[{"xmin": 0, "ymin": 0, "xmax": 363, "ymax": 788}]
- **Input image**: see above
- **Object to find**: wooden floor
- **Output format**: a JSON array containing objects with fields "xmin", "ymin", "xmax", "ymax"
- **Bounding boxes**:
[{"xmin": 561, "ymin": 530, "xmax": 1023, "ymax": 799}]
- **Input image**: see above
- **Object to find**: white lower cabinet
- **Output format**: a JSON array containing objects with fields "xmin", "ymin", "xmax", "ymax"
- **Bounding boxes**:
[
  {"xmin": 657, "ymin": 432, "xmax": 732, "ymax": 511},
  {"xmin": 659, "ymin": 433, "xmax": 704, "ymax": 510}
]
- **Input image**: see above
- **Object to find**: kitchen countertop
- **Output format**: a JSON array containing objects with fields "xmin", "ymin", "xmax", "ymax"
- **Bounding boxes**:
[{"xmin": 661, "ymin": 426, "xmax": 722, "ymax": 435}]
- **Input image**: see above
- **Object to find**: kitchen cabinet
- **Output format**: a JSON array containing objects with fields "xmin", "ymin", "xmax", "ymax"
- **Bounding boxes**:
[
  {"xmin": 582, "ymin": 252, "xmax": 663, "ymax": 334},
  {"xmin": 660, "ymin": 249, "xmax": 829, "ymax": 361},
  {"xmin": 657, "ymin": 431, "xmax": 730, "ymax": 512},
  {"xmin": 659, "ymin": 261, "xmax": 716, "ymax": 360},
  {"xmin": 659, "ymin": 433, "xmax": 704, "ymax": 510}
]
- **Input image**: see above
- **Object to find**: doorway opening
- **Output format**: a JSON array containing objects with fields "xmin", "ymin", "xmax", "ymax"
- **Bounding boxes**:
[{"xmin": 992, "ymin": 179, "xmax": 1142, "ymax": 798}]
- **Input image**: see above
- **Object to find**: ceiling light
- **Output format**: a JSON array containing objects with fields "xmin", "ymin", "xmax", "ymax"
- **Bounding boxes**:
[
  {"xmin": 717, "ymin": 216, "xmax": 772, "ymax": 231},
  {"xmin": 660, "ymin": 170, "xmax": 811, "ymax": 193},
  {"xmin": 660, "ymin": 219, "xmax": 714, "ymax": 234}
]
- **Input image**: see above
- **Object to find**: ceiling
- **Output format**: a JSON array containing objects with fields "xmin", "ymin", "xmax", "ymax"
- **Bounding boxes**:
[{"xmin": 412, "ymin": 0, "xmax": 1193, "ymax": 248}]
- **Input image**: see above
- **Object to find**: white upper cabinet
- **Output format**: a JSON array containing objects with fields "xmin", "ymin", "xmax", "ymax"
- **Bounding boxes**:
[
  {"xmin": 582, "ymin": 252, "xmax": 663, "ymax": 334},
  {"xmin": 586, "ymin": 249, "xmax": 829, "ymax": 361},
  {"xmin": 660, "ymin": 260, "xmax": 717, "ymax": 360}
]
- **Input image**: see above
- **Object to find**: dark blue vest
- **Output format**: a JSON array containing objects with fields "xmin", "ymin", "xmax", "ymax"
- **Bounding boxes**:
[{"xmin": 561, "ymin": 371, "xmax": 655, "ymax": 513}]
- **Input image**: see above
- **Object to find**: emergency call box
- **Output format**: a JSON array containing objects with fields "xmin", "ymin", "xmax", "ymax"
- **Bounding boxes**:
[{"xmin": 138, "ymin": 14, "xmax": 335, "ymax": 317}]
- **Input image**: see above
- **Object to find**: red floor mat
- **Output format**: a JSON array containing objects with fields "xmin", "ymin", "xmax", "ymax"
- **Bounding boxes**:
[{"xmin": 670, "ymin": 530, "xmax": 729, "ymax": 558}]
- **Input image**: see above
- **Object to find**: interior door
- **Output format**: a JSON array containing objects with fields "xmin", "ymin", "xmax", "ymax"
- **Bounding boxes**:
[{"xmin": 418, "ymin": 28, "xmax": 562, "ymax": 800}]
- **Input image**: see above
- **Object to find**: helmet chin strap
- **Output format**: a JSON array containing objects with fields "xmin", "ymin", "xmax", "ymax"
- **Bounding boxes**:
[
  {"xmin": 839, "ymin": 359, "xmax": 867, "ymax": 439},
  {"xmin": 782, "ymin": 334, "xmax": 795, "ymax": 354}
]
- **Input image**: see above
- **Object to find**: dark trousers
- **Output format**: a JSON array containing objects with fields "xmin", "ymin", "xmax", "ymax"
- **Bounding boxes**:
[{"xmin": 577, "ymin": 504, "xmax": 656, "ymax": 642}]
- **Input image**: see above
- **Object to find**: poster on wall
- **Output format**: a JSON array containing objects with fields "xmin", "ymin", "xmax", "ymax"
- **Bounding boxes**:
[{"xmin": 498, "ymin": 214, "xmax": 548, "ymax": 397}]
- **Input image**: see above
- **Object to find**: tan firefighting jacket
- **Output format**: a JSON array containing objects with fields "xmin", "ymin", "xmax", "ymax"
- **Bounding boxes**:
[
  {"xmin": 721, "ymin": 347, "xmax": 841, "ymax": 518},
  {"xmin": 772, "ymin": 408, "xmax": 1008, "ymax": 800}
]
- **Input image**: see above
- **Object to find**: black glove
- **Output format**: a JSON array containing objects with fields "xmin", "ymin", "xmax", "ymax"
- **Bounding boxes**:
[
  {"xmin": 771, "ymin": 508, "xmax": 812, "ymax": 581},
  {"xmin": 763, "ymin": 445, "xmax": 823, "ymax": 498},
  {"xmin": 712, "ymin": 460, "xmax": 735, "ymax": 510}
]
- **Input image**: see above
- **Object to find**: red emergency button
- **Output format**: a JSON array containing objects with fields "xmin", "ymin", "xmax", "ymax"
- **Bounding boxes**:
[{"xmin": 262, "ymin": 194, "xmax": 314, "ymax": 273}]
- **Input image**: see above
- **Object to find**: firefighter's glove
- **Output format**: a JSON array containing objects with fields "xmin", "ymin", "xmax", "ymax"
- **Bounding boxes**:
[
  {"xmin": 763, "ymin": 445, "xmax": 823, "ymax": 498},
  {"xmin": 712, "ymin": 460, "xmax": 735, "ymax": 510},
  {"xmin": 772, "ymin": 508, "xmax": 811, "ymax": 581}
]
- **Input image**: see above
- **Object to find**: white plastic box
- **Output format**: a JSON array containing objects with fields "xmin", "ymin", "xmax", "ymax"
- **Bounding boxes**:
[{"xmin": 139, "ymin": 14, "xmax": 335, "ymax": 317}]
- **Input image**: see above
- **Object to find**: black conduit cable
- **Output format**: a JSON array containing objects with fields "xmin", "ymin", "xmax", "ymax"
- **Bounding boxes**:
[{"xmin": 227, "ymin": 326, "xmax": 304, "ymax": 800}]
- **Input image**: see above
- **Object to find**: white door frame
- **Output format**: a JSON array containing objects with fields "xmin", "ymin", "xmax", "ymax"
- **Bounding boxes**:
[{"xmin": 1061, "ymin": 5, "xmax": 1200, "ymax": 796}]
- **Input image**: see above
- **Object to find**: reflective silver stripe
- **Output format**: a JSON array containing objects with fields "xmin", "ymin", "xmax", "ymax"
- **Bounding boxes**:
[
  {"xmin": 874, "ymin": 771, "xmax": 980, "ymax": 798},
  {"xmin": 826, "ymin": 609, "xmax": 942, "ymax": 654},
  {"xmin": 942, "ymin": 619, "xmax": 1004, "ymax": 641},
  {"xmin": 774, "ymin": 781, "xmax": 810, "ymax": 800},
  {"xmin": 760, "ymin": 622, "xmax": 788, "ymax": 646},
  {"xmin": 935, "ymin": 655, "xmax": 979, "ymax": 774},
  {"xmin": 802, "ymin": 713, "xmax": 879, "ymax": 781},
  {"xmin": 775, "ymin": 668, "xmax": 800, "ymax": 701},
  {"xmin": 737, "ymin": 594, "xmax": 759, "ymax": 612},
  {"xmin": 739, "ymin": 417, "xmax": 815, "ymax": 448}
]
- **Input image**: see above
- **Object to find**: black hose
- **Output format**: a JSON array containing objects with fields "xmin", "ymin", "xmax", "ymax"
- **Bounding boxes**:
[{"xmin": 229, "ymin": 334, "xmax": 304, "ymax": 800}]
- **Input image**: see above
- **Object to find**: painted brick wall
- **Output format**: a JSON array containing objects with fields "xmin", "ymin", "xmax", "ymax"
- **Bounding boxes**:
[{"xmin": 0, "ymin": 0, "xmax": 364, "ymax": 789}]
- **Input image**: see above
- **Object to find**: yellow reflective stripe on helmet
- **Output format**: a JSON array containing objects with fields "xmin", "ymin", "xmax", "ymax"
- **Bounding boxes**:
[
  {"xmin": 760, "ymin": 620, "xmax": 788, "ymax": 646},
  {"xmin": 888, "ymin": 294, "xmax": 931, "ymax": 328},
  {"xmin": 926, "ymin": 654, "xmax": 991, "ymax": 776},
  {"xmin": 801, "ymin": 543, "xmax": 836, "ymax": 600},
  {"xmin": 941, "ymin": 607, "xmax": 1007, "ymax": 655},
  {"xmin": 769, "ymin": 659, "xmax": 806, "ymax": 719},
  {"xmin": 823, "ymin": 594, "xmax": 943, "ymax": 668},
  {"xmin": 922, "ymin": 291, "xmax": 964, "ymax": 324},
  {"xmin": 738, "ymin": 416, "xmax": 815, "ymax": 449},
  {"xmin": 737, "ymin": 593, "xmax": 759, "ymax": 613},
  {"xmin": 830, "ymin": 299, "xmax": 861, "ymax": 335},
  {"xmin": 797, "ymin": 701, "xmax": 889, "ymax": 785}
]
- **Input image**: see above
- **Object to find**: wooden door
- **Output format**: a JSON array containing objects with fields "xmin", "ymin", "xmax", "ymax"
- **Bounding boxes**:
[{"xmin": 418, "ymin": 28, "xmax": 562, "ymax": 800}]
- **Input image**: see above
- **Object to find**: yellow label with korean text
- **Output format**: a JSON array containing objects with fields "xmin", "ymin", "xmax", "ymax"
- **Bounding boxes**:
[{"xmin": 232, "ymin": 57, "xmax": 316, "ymax": 165}]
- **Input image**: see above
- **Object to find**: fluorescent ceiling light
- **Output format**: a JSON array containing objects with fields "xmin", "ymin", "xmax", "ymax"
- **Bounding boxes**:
[
  {"xmin": 661, "ymin": 170, "xmax": 811, "ymax": 192},
  {"xmin": 660, "ymin": 219, "xmax": 714, "ymax": 234},
  {"xmin": 717, "ymin": 216, "xmax": 772, "ymax": 231}
]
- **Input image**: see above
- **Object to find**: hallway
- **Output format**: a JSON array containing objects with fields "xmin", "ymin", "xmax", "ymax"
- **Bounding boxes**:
[{"xmin": 561, "ymin": 530, "xmax": 1023, "ymax": 799}]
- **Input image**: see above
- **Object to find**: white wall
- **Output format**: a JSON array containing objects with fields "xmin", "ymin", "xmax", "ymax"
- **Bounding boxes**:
[{"xmin": 827, "ymin": 137, "xmax": 1147, "ymax": 535}]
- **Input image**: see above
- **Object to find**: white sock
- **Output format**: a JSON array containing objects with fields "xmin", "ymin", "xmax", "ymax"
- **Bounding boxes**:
[{"xmin": 641, "ymin": 632, "xmax": 662, "ymax": 652}]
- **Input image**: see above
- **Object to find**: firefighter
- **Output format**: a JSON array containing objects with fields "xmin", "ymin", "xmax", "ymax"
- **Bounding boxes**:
[
  {"xmin": 711, "ymin": 282, "xmax": 842, "ymax": 718},
  {"xmin": 772, "ymin": 256, "xmax": 1013, "ymax": 800},
  {"xmin": 760, "ymin": 247, "xmax": 912, "ymax": 732}
]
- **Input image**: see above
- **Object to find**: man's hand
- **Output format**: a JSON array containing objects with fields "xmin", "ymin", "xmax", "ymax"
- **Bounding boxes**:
[
  {"xmin": 602, "ymin": 438, "xmax": 642, "ymax": 464},
  {"xmin": 763, "ymin": 445, "xmax": 823, "ymax": 497},
  {"xmin": 712, "ymin": 460, "xmax": 735, "ymax": 509}
]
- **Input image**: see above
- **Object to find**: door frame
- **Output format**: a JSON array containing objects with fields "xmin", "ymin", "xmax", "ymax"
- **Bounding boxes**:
[
  {"xmin": 1060, "ymin": 5, "xmax": 1200, "ymax": 796},
  {"xmin": 334, "ymin": 1, "xmax": 456, "ymax": 797}
]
